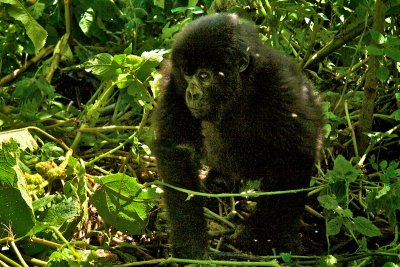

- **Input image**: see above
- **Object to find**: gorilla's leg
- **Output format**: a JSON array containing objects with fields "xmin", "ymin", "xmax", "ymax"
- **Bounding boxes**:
[{"xmin": 232, "ymin": 162, "xmax": 313, "ymax": 254}]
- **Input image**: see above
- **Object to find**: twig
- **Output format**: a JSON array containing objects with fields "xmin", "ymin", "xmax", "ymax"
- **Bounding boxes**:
[
  {"xmin": 10, "ymin": 241, "xmax": 28, "ymax": 267},
  {"xmin": 0, "ymin": 46, "xmax": 54, "ymax": 87},
  {"xmin": 303, "ymin": 18, "xmax": 372, "ymax": 69},
  {"xmin": 305, "ymin": 205, "xmax": 324, "ymax": 220},
  {"xmin": 153, "ymin": 180, "xmax": 322, "ymax": 198},
  {"xmin": 45, "ymin": 34, "xmax": 70, "ymax": 82},
  {"xmin": 344, "ymin": 100, "xmax": 359, "ymax": 158},
  {"xmin": 204, "ymin": 207, "xmax": 236, "ymax": 229},
  {"xmin": 0, "ymin": 252, "xmax": 22, "ymax": 267},
  {"xmin": 26, "ymin": 126, "xmax": 70, "ymax": 152},
  {"xmin": 118, "ymin": 257, "xmax": 280, "ymax": 266}
]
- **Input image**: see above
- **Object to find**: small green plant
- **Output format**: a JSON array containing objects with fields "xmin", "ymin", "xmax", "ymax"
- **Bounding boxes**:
[
  {"xmin": 318, "ymin": 155, "xmax": 381, "ymax": 249},
  {"xmin": 0, "ymin": 130, "xmax": 160, "ymax": 266},
  {"xmin": 366, "ymin": 157, "xmax": 400, "ymax": 227}
]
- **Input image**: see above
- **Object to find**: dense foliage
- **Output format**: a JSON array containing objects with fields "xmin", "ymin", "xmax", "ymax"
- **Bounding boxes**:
[{"xmin": 0, "ymin": 0, "xmax": 399, "ymax": 266}]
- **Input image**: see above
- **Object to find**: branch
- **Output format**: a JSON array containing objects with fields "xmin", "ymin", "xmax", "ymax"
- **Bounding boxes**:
[
  {"xmin": 357, "ymin": 0, "xmax": 388, "ymax": 153},
  {"xmin": 303, "ymin": 18, "xmax": 372, "ymax": 69},
  {"xmin": 0, "ymin": 46, "xmax": 54, "ymax": 87},
  {"xmin": 153, "ymin": 180, "xmax": 321, "ymax": 198}
]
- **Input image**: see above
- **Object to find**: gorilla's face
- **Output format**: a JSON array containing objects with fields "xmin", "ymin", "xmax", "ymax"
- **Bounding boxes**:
[
  {"xmin": 183, "ymin": 68, "xmax": 226, "ymax": 120},
  {"xmin": 177, "ymin": 54, "xmax": 249, "ymax": 121}
]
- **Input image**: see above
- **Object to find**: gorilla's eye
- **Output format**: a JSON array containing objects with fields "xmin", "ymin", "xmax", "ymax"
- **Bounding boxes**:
[{"xmin": 199, "ymin": 72, "xmax": 209, "ymax": 81}]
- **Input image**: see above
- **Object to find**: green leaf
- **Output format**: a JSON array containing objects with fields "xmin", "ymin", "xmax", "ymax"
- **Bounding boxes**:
[
  {"xmin": 326, "ymin": 216, "xmax": 343, "ymax": 236},
  {"xmin": 91, "ymin": 173, "xmax": 160, "ymax": 235},
  {"xmin": 136, "ymin": 49, "xmax": 167, "ymax": 81},
  {"xmin": 36, "ymin": 76, "xmax": 55, "ymax": 96},
  {"xmin": 40, "ymin": 142, "xmax": 64, "ymax": 160},
  {"xmin": 0, "ymin": 0, "xmax": 47, "ymax": 54},
  {"xmin": 341, "ymin": 208, "xmax": 353, "ymax": 218},
  {"xmin": 13, "ymin": 77, "xmax": 44, "ymax": 103},
  {"xmin": 323, "ymin": 124, "xmax": 332, "ymax": 139},
  {"xmin": 127, "ymin": 79, "xmax": 150, "ymax": 104},
  {"xmin": 78, "ymin": 7, "xmax": 95, "ymax": 35},
  {"xmin": 0, "ymin": 142, "xmax": 20, "ymax": 186},
  {"xmin": 379, "ymin": 160, "xmax": 388, "ymax": 170},
  {"xmin": 390, "ymin": 109, "xmax": 400, "ymax": 121},
  {"xmin": 84, "ymin": 53, "xmax": 119, "ymax": 79},
  {"xmin": 141, "ymin": 143, "xmax": 152, "ymax": 155},
  {"xmin": 154, "ymin": 0, "xmax": 164, "ymax": 9},
  {"xmin": 28, "ymin": 2, "xmax": 45, "ymax": 19},
  {"xmin": 124, "ymin": 44, "xmax": 133, "ymax": 55},
  {"xmin": 95, "ymin": 173, "xmax": 160, "ymax": 200},
  {"xmin": 376, "ymin": 66, "xmax": 390, "ymax": 82},
  {"xmin": 366, "ymin": 45, "xmax": 383, "ymax": 56},
  {"xmin": 318, "ymin": 195, "xmax": 339, "ymax": 210},
  {"xmin": 366, "ymin": 187, "xmax": 400, "ymax": 227},
  {"xmin": 113, "ymin": 54, "xmax": 127, "ymax": 66},
  {"xmin": 0, "ymin": 141, "xmax": 35, "ymax": 237},
  {"xmin": 328, "ymin": 155, "xmax": 361, "ymax": 183},
  {"xmin": 322, "ymin": 255, "xmax": 338, "ymax": 266},
  {"xmin": 66, "ymin": 156, "xmax": 86, "ymax": 179},
  {"xmin": 386, "ymin": 36, "xmax": 400, "ymax": 46},
  {"xmin": 91, "ymin": 186, "xmax": 147, "ymax": 234},
  {"xmin": 383, "ymin": 262, "xmax": 399, "ymax": 267},
  {"xmin": 280, "ymin": 252, "xmax": 292, "ymax": 263},
  {"xmin": 32, "ymin": 195, "xmax": 57, "ymax": 211},
  {"xmin": 240, "ymin": 179, "xmax": 262, "ymax": 195},
  {"xmin": 162, "ymin": 21, "xmax": 188, "ymax": 39},
  {"xmin": 126, "ymin": 55, "xmax": 142, "ymax": 68},
  {"xmin": 369, "ymin": 29, "xmax": 386, "ymax": 44},
  {"xmin": 38, "ymin": 198, "xmax": 79, "ymax": 226},
  {"xmin": 376, "ymin": 184, "xmax": 391, "ymax": 199},
  {"xmin": 385, "ymin": 47, "xmax": 400, "ymax": 62},
  {"xmin": 116, "ymin": 73, "xmax": 131, "ymax": 89},
  {"xmin": 0, "ymin": 187, "xmax": 36, "ymax": 237},
  {"xmin": 352, "ymin": 216, "xmax": 382, "ymax": 237}
]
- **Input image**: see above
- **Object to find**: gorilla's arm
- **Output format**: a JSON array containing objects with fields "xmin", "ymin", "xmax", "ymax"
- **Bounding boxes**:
[{"xmin": 152, "ymin": 63, "xmax": 208, "ymax": 259}]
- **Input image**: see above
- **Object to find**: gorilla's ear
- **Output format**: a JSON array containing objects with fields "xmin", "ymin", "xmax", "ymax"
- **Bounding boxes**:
[{"xmin": 239, "ymin": 53, "xmax": 250, "ymax": 72}]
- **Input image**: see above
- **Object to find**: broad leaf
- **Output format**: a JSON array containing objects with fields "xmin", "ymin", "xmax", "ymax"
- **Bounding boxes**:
[
  {"xmin": 91, "ymin": 173, "xmax": 160, "ymax": 235},
  {"xmin": 84, "ymin": 53, "xmax": 119, "ymax": 79},
  {"xmin": 352, "ymin": 216, "xmax": 382, "ymax": 237},
  {"xmin": 0, "ymin": 0, "xmax": 47, "ymax": 54},
  {"xmin": 326, "ymin": 216, "xmax": 343, "ymax": 236},
  {"xmin": 318, "ymin": 195, "xmax": 339, "ymax": 210}
]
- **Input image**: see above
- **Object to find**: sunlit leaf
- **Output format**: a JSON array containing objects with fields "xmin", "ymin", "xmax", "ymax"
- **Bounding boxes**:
[
  {"xmin": 84, "ymin": 53, "xmax": 119, "ymax": 79},
  {"xmin": 369, "ymin": 29, "xmax": 386, "ymax": 44},
  {"xmin": 0, "ymin": 0, "xmax": 47, "ymax": 54},
  {"xmin": 92, "ymin": 173, "xmax": 160, "ymax": 235},
  {"xmin": 352, "ymin": 216, "xmax": 382, "ymax": 237}
]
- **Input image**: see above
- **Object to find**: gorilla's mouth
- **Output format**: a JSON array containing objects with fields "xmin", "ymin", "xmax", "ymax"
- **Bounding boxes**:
[
  {"xmin": 188, "ymin": 105, "xmax": 213, "ymax": 119},
  {"xmin": 189, "ymin": 107, "xmax": 208, "ymax": 117}
]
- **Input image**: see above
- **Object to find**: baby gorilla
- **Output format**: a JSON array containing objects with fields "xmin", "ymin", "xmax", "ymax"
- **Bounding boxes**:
[{"xmin": 152, "ymin": 13, "xmax": 323, "ymax": 258}]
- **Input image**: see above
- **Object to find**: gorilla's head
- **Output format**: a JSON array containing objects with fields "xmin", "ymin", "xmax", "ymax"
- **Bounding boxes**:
[{"xmin": 171, "ymin": 14, "xmax": 252, "ymax": 120}]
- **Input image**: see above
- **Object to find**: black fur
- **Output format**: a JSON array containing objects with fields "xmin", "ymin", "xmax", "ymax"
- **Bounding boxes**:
[{"xmin": 152, "ymin": 13, "xmax": 323, "ymax": 258}]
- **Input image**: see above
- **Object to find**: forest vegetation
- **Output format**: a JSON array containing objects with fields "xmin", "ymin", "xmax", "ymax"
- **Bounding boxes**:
[{"xmin": 0, "ymin": 0, "xmax": 400, "ymax": 266}]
